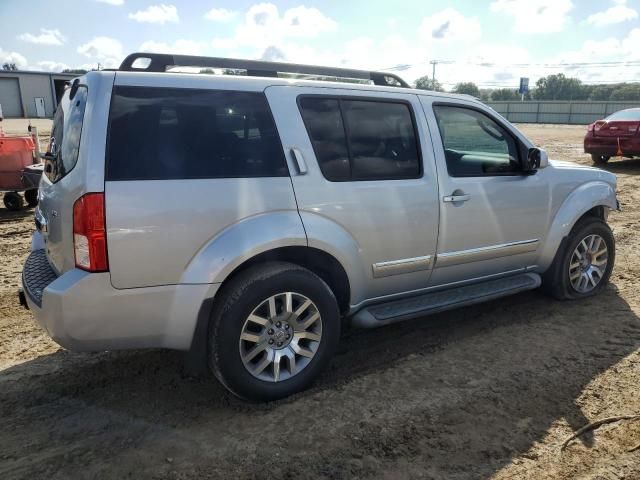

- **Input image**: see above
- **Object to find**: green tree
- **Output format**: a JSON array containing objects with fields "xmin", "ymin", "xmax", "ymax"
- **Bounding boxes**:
[
  {"xmin": 533, "ymin": 73, "xmax": 589, "ymax": 100},
  {"xmin": 490, "ymin": 88, "xmax": 520, "ymax": 101},
  {"xmin": 414, "ymin": 75, "xmax": 443, "ymax": 92},
  {"xmin": 62, "ymin": 68, "xmax": 88, "ymax": 74},
  {"xmin": 2, "ymin": 62, "xmax": 17, "ymax": 71},
  {"xmin": 452, "ymin": 82, "xmax": 480, "ymax": 97},
  {"xmin": 609, "ymin": 84, "xmax": 640, "ymax": 101},
  {"xmin": 588, "ymin": 85, "xmax": 616, "ymax": 101}
]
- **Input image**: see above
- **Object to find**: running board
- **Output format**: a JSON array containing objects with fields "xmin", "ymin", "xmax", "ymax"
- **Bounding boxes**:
[{"xmin": 352, "ymin": 273, "xmax": 541, "ymax": 328}]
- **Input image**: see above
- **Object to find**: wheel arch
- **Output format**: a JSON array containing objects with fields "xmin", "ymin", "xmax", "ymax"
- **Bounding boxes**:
[
  {"xmin": 215, "ymin": 246, "xmax": 351, "ymax": 315},
  {"xmin": 185, "ymin": 246, "xmax": 352, "ymax": 372},
  {"xmin": 537, "ymin": 181, "xmax": 616, "ymax": 272}
]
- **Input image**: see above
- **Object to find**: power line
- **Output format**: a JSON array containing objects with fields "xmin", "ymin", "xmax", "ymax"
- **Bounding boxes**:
[{"xmin": 378, "ymin": 59, "xmax": 640, "ymax": 72}]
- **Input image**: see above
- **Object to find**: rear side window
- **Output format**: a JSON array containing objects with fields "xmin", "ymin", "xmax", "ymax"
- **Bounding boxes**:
[
  {"xmin": 45, "ymin": 85, "xmax": 88, "ymax": 183},
  {"xmin": 299, "ymin": 97, "xmax": 421, "ymax": 181},
  {"xmin": 106, "ymin": 87, "xmax": 288, "ymax": 181}
]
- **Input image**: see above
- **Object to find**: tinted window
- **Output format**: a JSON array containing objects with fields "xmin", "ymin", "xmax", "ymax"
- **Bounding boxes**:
[
  {"xmin": 299, "ymin": 97, "xmax": 421, "ymax": 181},
  {"xmin": 433, "ymin": 106, "xmax": 520, "ymax": 177},
  {"xmin": 342, "ymin": 100, "xmax": 420, "ymax": 180},
  {"xmin": 298, "ymin": 98, "xmax": 350, "ymax": 181},
  {"xmin": 45, "ymin": 86, "xmax": 88, "ymax": 183},
  {"xmin": 106, "ymin": 87, "xmax": 287, "ymax": 181}
]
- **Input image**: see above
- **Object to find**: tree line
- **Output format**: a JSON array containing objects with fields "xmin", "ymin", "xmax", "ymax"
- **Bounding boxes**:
[{"xmin": 415, "ymin": 73, "xmax": 640, "ymax": 102}]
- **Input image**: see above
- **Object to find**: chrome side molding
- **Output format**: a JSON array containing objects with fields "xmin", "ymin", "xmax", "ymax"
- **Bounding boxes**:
[
  {"xmin": 372, "ymin": 255, "xmax": 433, "ymax": 279},
  {"xmin": 435, "ymin": 239, "xmax": 539, "ymax": 268}
]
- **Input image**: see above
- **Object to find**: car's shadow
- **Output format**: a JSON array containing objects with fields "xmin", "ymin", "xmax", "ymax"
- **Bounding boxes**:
[
  {"xmin": 0, "ymin": 286, "xmax": 638, "ymax": 479},
  {"xmin": 600, "ymin": 157, "xmax": 640, "ymax": 174}
]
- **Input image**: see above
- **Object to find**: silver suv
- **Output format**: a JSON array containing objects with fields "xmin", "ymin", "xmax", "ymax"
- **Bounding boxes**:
[{"xmin": 21, "ymin": 53, "xmax": 618, "ymax": 401}]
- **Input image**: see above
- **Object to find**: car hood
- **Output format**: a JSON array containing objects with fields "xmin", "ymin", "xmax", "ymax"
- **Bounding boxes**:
[{"xmin": 548, "ymin": 158, "xmax": 617, "ymax": 188}]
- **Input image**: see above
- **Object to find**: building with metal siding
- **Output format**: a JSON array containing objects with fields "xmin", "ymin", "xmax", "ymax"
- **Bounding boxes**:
[{"xmin": 0, "ymin": 70, "xmax": 76, "ymax": 118}]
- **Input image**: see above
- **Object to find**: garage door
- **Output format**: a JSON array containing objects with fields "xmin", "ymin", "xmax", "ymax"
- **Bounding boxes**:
[{"xmin": 0, "ymin": 78, "xmax": 23, "ymax": 117}]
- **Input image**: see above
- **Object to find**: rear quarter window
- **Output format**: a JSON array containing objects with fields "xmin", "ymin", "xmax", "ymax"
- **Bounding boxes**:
[
  {"xmin": 45, "ymin": 85, "xmax": 88, "ymax": 183},
  {"xmin": 106, "ymin": 87, "xmax": 288, "ymax": 181}
]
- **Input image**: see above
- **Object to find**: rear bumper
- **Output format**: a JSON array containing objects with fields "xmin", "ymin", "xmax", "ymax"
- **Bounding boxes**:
[
  {"xmin": 22, "ymin": 248, "xmax": 218, "ymax": 352},
  {"xmin": 584, "ymin": 134, "xmax": 640, "ymax": 156}
]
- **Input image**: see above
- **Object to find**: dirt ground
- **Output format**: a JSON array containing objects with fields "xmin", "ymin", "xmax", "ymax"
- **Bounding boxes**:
[{"xmin": 1, "ymin": 122, "xmax": 639, "ymax": 480}]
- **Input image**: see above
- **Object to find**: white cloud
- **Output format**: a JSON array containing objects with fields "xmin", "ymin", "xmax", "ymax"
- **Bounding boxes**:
[
  {"xmin": 490, "ymin": 0, "xmax": 573, "ymax": 33},
  {"xmin": 77, "ymin": 36, "xmax": 124, "ymax": 68},
  {"xmin": 128, "ymin": 4, "xmax": 179, "ymax": 24},
  {"xmin": 95, "ymin": 0, "xmax": 124, "ymax": 5},
  {"xmin": 538, "ymin": 27, "xmax": 640, "ymax": 83},
  {"xmin": 418, "ymin": 8, "xmax": 482, "ymax": 42},
  {"xmin": 220, "ymin": 3, "xmax": 337, "ymax": 46},
  {"xmin": 586, "ymin": 0, "xmax": 637, "ymax": 26},
  {"xmin": 139, "ymin": 39, "xmax": 206, "ymax": 56},
  {"xmin": 18, "ymin": 28, "xmax": 65, "ymax": 46},
  {"xmin": 204, "ymin": 7, "xmax": 236, "ymax": 22},
  {"xmin": 37, "ymin": 60, "xmax": 69, "ymax": 72},
  {"xmin": 0, "ymin": 48, "xmax": 28, "ymax": 69}
]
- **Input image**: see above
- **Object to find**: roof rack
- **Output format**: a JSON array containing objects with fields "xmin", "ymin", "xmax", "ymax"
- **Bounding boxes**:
[{"xmin": 119, "ymin": 52, "xmax": 410, "ymax": 88}]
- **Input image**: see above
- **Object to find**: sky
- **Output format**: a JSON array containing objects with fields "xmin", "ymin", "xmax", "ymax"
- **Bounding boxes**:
[{"xmin": 1, "ymin": 0, "xmax": 639, "ymax": 90}]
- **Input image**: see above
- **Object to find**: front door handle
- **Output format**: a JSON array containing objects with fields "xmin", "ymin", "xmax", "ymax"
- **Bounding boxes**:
[{"xmin": 443, "ymin": 194, "xmax": 470, "ymax": 203}]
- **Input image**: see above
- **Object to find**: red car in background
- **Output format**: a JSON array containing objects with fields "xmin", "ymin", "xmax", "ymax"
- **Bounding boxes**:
[{"xmin": 585, "ymin": 108, "xmax": 640, "ymax": 164}]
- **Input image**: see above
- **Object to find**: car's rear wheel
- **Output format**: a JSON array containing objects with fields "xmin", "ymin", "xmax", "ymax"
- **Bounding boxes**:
[
  {"xmin": 3, "ymin": 192, "xmax": 24, "ymax": 211},
  {"xmin": 543, "ymin": 217, "xmax": 615, "ymax": 300},
  {"xmin": 591, "ymin": 154, "xmax": 610, "ymax": 165},
  {"xmin": 208, "ymin": 262, "xmax": 340, "ymax": 401}
]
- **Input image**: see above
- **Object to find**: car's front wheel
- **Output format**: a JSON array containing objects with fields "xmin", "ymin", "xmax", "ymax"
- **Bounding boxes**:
[
  {"xmin": 544, "ymin": 217, "xmax": 615, "ymax": 300},
  {"xmin": 208, "ymin": 262, "xmax": 340, "ymax": 401}
]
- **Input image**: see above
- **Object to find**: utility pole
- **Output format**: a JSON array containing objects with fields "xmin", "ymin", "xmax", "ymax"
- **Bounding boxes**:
[{"xmin": 430, "ymin": 60, "xmax": 437, "ymax": 84}]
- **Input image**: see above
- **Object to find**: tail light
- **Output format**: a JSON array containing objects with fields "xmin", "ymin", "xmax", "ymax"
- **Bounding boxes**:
[{"xmin": 73, "ymin": 193, "xmax": 108, "ymax": 272}]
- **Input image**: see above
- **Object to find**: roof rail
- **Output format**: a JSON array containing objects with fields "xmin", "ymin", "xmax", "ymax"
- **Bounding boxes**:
[{"xmin": 119, "ymin": 52, "xmax": 410, "ymax": 88}]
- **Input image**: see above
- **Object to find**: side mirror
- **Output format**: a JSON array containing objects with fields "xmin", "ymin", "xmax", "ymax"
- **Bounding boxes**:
[{"xmin": 526, "ymin": 147, "xmax": 549, "ymax": 172}]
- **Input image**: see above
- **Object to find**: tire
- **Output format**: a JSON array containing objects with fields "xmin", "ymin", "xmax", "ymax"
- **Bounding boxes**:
[
  {"xmin": 3, "ymin": 192, "xmax": 24, "ymax": 211},
  {"xmin": 591, "ymin": 154, "xmax": 610, "ymax": 165},
  {"xmin": 24, "ymin": 189, "xmax": 38, "ymax": 207},
  {"xmin": 209, "ymin": 262, "xmax": 341, "ymax": 401},
  {"xmin": 543, "ymin": 217, "xmax": 615, "ymax": 300}
]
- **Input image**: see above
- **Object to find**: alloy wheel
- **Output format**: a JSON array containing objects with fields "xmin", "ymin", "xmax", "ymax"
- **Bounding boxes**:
[
  {"xmin": 239, "ymin": 292, "xmax": 322, "ymax": 382},
  {"xmin": 569, "ymin": 234, "xmax": 609, "ymax": 293}
]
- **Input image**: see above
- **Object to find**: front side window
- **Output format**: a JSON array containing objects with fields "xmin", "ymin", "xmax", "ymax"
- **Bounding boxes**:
[
  {"xmin": 106, "ymin": 87, "xmax": 288, "ymax": 181},
  {"xmin": 45, "ymin": 85, "xmax": 88, "ymax": 183},
  {"xmin": 433, "ymin": 106, "xmax": 521, "ymax": 177},
  {"xmin": 299, "ymin": 97, "xmax": 421, "ymax": 181}
]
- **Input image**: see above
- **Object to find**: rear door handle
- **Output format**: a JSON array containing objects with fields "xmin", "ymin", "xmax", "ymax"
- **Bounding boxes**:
[
  {"xmin": 290, "ymin": 148, "xmax": 308, "ymax": 175},
  {"xmin": 443, "ymin": 194, "xmax": 470, "ymax": 203}
]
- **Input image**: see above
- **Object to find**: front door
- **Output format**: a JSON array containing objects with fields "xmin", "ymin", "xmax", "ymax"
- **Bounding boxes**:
[
  {"xmin": 421, "ymin": 98, "xmax": 551, "ymax": 286},
  {"xmin": 266, "ymin": 86, "xmax": 440, "ymax": 306}
]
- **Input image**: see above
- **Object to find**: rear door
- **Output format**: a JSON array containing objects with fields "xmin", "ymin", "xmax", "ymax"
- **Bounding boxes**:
[{"xmin": 266, "ymin": 86, "xmax": 440, "ymax": 305}]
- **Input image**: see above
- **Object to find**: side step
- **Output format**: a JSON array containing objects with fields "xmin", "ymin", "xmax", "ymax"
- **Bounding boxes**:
[{"xmin": 352, "ymin": 273, "xmax": 541, "ymax": 328}]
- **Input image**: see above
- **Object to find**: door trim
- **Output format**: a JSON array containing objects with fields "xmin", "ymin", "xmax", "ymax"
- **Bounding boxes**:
[
  {"xmin": 435, "ymin": 239, "xmax": 539, "ymax": 268},
  {"xmin": 372, "ymin": 255, "xmax": 433, "ymax": 279}
]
